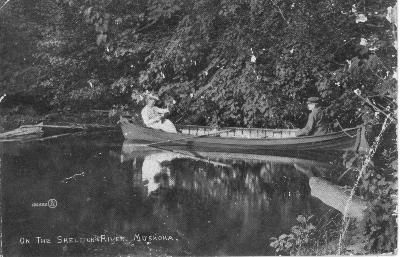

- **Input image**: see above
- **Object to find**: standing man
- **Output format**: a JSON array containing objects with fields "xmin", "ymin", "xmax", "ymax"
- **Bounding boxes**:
[
  {"xmin": 295, "ymin": 97, "xmax": 330, "ymax": 137},
  {"xmin": 141, "ymin": 92, "xmax": 177, "ymax": 133}
]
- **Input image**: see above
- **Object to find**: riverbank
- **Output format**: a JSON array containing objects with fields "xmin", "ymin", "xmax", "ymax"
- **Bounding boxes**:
[
  {"xmin": 0, "ymin": 106, "xmax": 120, "ymax": 132},
  {"xmin": 269, "ymin": 213, "xmax": 370, "ymax": 255}
]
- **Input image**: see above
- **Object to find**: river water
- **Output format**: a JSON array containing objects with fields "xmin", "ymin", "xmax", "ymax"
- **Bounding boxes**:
[{"xmin": 1, "ymin": 132, "xmax": 361, "ymax": 256}]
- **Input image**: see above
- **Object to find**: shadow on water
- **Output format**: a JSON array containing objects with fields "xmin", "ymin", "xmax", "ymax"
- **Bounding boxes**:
[{"xmin": 1, "ymin": 133, "xmax": 366, "ymax": 256}]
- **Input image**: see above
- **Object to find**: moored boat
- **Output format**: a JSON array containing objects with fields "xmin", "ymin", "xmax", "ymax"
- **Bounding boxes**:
[
  {"xmin": 0, "ymin": 121, "xmax": 116, "ymax": 141},
  {"xmin": 119, "ymin": 118, "xmax": 368, "ymax": 153},
  {"xmin": 0, "ymin": 124, "xmax": 43, "ymax": 140}
]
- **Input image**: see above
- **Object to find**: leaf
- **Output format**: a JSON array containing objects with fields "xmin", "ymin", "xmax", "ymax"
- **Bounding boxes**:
[
  {"xmin": 96, "ymin": 33, "xmax": 107, "ymax": 45},
  {"xmin": 270, "ymin": 240, "xmax": 279, "ymax": 248},
  {"xmin": 356, "ymin": 14, "xmax": 368, "ymax": 23},
  {"xmin": 291, "ymin": 226, "xmax": 302, "ymax": 235},
  {"xmin": 297, "ymin": 215, "xmax": 306, "ymax": 224},
  {"xmin": 278, "ymin": 234, "xmax": 288, "ymax": 240},
  {"xmin": 285, "ymin": 242, "xmax": 293, "ymax": 249},
  {"xmin": 306, "ymin": 224, "xmax": 315, "ymax": 231}
]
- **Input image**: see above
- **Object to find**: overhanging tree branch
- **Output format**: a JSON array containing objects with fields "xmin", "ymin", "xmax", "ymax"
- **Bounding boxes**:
[
  {"xmin": 269, "ymin": 0, "xmax": 289, "ymax": 25},
  {"xmin": 0, "ymin": 0, "xmax": 12, "ymax": 12}
]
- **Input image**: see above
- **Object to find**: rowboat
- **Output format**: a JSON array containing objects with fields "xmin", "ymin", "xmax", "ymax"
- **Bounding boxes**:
[{"xmin": 119, "ymin": 118, "xmax": 368, "ymax": 153}]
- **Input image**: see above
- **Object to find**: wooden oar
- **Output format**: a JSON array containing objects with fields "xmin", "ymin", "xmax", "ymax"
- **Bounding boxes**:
[{"xmin": 146, "ymin": 129, "xmax": 232, "ymax": 147}]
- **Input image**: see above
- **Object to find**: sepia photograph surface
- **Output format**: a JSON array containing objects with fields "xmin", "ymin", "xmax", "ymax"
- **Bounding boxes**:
[{"xmin": 0, "ymin": 0, "xmax": 397, "ymax": 256}]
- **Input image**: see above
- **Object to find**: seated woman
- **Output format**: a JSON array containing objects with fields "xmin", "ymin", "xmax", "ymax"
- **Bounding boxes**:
[{"xmin": 141, "ymin": 92, "xmax": 177, "ymax": 133}]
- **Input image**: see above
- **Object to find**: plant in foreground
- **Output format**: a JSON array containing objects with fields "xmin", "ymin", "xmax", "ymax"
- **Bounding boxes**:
[{"xmin": 269, "ymin": 215, "xmax": 318, "ymax": 255}]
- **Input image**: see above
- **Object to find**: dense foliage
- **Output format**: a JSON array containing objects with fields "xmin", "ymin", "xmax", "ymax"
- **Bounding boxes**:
[
  {"xmin": 0, "ymin": 0, "xmax": 397, "ymax": 128},
  {"xmin": 0, "ymin": 1, "xmax": 397, "ymax": 254},
  {"xmin": 360, "ymin": 136, "xmax": 397, "ymax": 252},
  {"xmin": 269, "ymin": 215, "xmax": 318, "ymax": 255}
]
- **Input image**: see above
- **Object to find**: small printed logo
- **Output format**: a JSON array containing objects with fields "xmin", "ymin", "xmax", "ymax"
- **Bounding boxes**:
[
  {"xmin": 32, "ymin": 199, "xmax": 58, "ymax": 209},
  {"xmin": 48, "ymin": 199, "xmax": 57, "ymax": 208}
]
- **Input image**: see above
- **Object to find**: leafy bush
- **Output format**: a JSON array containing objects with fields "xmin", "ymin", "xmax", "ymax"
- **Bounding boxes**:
[
  {"xmin": 1, "ymin": 0, "xmax": 397, "ymax": 128},
  {"xmin": 269, "ymin": 215, "xmax": 319, "ymax": 255},
  {"xmin": 360, "ymin": 148, "xmax": 397, "ymax": 253}
]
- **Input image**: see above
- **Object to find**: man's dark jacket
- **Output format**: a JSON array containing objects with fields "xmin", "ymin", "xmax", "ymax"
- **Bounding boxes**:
[{"xmin": 295, "ymin": 106, "xmax": 330, "ymax": 136}]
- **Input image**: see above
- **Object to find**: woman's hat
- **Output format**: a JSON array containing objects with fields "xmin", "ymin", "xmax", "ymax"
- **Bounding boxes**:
[
  {"xmin": 307, "ymin": 97, "xmax": 320, "ymax": 104},
  {"xmin": 144, "ymin": 91, "xmax": 159, "ymax": 101}
]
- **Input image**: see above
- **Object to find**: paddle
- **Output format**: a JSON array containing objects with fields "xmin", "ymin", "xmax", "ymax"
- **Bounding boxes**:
[{"xmin": 146, "ymin": 129, "xmax": 232, "ymax": 147}]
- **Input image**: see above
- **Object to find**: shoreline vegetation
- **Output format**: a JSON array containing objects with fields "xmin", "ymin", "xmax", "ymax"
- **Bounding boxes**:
[
  {"xmin": 0, "ymin": 0, "xmax": 397, "ymax": 255},
  {"xmin": 0, "ymin": 107, "xmax": 118, "ymax": 132}
]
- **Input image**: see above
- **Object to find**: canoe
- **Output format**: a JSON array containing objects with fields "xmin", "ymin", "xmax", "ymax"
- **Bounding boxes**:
[
  {"xmin": 0, "ymin": 122, "xmax": 82, "ymax": 141},
  {"xmin": 0, "ymin": 122, "xmax": 116, "ymax": 141},
  {"xmin": 0, "ymin": 124, "xmax": 43, "ymax": 141},
  {"xmin": 120, "ymin": 118, "xmax": 368, "ymax": 153},
  {"xmin": 120, "ymin": 142, "xmax": 334, "ymax": 168}
]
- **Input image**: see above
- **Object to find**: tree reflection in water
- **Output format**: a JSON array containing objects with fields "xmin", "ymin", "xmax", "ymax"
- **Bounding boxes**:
[
  {"xmin": 125, "ymin": 146, "xmax": 349, "ymax": 255},
  {"xmin": 2, "ymin": 136, "xmax": 363, "ymax": 256}
]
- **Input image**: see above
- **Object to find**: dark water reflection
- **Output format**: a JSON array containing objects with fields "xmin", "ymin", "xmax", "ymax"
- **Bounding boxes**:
[{"xmin": 2, "ymin": 133, "xmax": 348, "ymax": 256}]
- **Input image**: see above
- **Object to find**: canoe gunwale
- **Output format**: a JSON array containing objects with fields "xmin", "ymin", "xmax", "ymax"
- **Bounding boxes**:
[
  {"xmin": 121, "ymin": 118, "xmax": 361, "ymax": 141},
  {"xmin": 120, "ymin": 117, "xmax": 366, "ymax": 152},
  {"xmin": 177, "ymin": 124, "xmax": 299, "ymax": 132}
]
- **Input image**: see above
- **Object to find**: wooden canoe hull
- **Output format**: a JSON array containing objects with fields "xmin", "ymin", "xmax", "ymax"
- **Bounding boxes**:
[
  {"xmin": 0, "ymin": 124, "xmax": 43, "ymax": 140},
  {"xmin": 120, "ymin": 118, "xmax": 367, "ymax": 153},
  {"xmin": 120, "ymin": 142, "xmax": 335, "ymax": 167}
]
